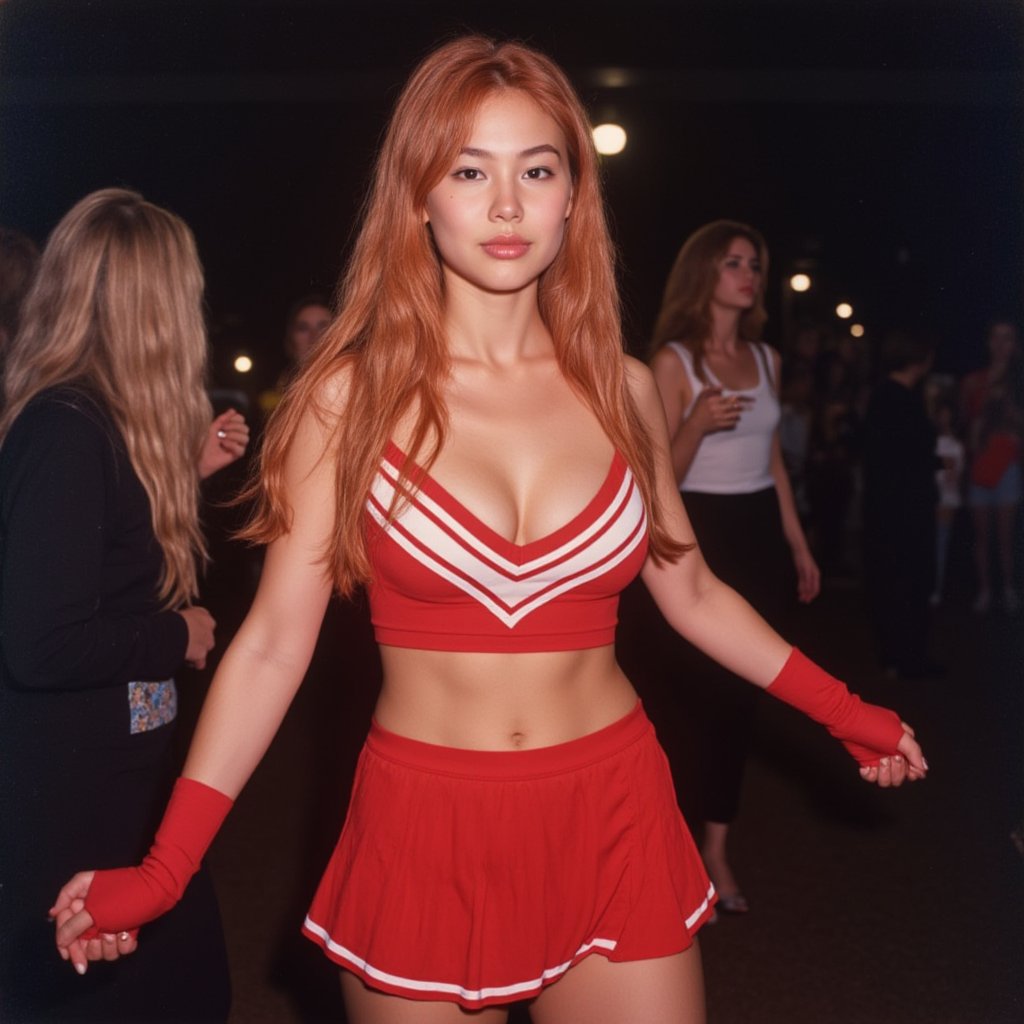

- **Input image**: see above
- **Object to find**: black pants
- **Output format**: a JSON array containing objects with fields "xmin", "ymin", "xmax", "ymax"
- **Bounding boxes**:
[
  {"xmin": 677, "ymin": 488, "xmax": 794, "ymax": 825},
  {"xmin": 0, "ymin": 698, "xmax": 231, "ymax": 1024},
  {"xmin": 863, "ymin": 510, "xmax": 935, "ymax": 673}
]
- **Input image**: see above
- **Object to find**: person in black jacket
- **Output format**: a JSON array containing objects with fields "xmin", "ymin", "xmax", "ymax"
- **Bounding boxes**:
[
  {"xmin": 0, "ymin": 189, "xmax": 244, "ymax": 1022},
  {"xmin": 861, "ymin": 331, "xmax": 939, "ymax": 678}
]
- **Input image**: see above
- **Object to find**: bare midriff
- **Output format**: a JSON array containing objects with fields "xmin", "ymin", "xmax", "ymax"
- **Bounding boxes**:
[{"xmin": 374, "ymin": 644, "xmax": 638, "ymax": 751}]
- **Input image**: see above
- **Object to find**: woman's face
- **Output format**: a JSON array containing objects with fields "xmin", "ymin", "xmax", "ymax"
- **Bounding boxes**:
[
  {"xmin": 423, "ymin": 90, "xmax": 574, "ymax": 298},
  {"xmin": 287, "ymin": 303, "xmax": 331, "ymax": 363},
  {"xmin": 711, "ymin": 236, "xmax": 762, "ymax": 312}
]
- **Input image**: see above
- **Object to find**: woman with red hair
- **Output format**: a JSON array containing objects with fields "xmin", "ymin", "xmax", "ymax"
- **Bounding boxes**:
[{"xmin": 53, "ymin": 37, "xmax": 925, "ymax": 1022}]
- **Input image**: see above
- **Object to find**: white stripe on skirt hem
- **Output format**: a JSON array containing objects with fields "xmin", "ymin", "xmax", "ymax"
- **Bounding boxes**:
[
  {"xmin": 303, "ymin": 883, "xmax": 715, "ymax": 1004},
  {"xmin": 302, "ymin": 916, "xmax": 616, "ymax": 1002}
]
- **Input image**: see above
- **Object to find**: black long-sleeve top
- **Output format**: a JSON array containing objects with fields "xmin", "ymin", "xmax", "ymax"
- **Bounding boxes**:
[
  {"xmin": 0, "ymin": 385, "xmax": 187, "ymax": 742},
  {"xmin": 862, "ymin": 376, "xmax": 938, "ymax": 537},
  {"xmin": 0, "ymin": 387, "xmax": 213, "ymax": 1011}
]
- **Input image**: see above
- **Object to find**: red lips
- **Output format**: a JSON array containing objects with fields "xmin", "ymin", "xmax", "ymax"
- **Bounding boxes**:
[{"xmin": 481, "ymin": 234, "xmax": 530, "ymax": 259}]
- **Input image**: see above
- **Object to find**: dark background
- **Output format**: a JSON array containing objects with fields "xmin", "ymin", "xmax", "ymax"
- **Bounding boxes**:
[{"xmin": 2, "ymin": 0, "xmax": 1021, "ymax": 389}]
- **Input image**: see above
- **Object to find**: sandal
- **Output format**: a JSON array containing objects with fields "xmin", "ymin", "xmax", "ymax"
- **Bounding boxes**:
[{"xmin": 715, "ymin": 892, "xmax": 750, "ymax": 914}]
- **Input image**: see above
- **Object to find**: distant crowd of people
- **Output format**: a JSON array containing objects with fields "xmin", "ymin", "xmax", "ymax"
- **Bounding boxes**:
[{"xmin": 779, "ymin": 317, "xmax": 1022, "ymax": 610}]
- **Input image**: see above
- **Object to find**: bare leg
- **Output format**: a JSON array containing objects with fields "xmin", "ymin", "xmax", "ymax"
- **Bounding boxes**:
[
  {"xmin": 700, "ymin": 820, "xmax": 746, "ymax": 910},
  {"xmin": 341, "ymin": 972, "xmax": 510, "ymax": 1024},
  {"xmin": 529, "ymin": 946, "xmax": 705, "ymax": 1024},
  {"xmin": 972, "ymin": 506, "xmax": 992, "ymax": 608}
]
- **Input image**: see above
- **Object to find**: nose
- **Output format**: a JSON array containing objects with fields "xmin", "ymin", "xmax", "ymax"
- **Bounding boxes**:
[{"xmin": 490, "ymin": 177, "xmax": 523, "ymax": 223}]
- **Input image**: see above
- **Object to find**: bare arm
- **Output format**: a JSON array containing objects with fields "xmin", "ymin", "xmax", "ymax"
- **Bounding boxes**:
[
  {"xmin": 629, "ymin": 356, "xmax": 792, "ymax": 683},
  {"xmin": 50, "ymin": 383, "xmax": 347, "ymax": 967},
  {"xmin": 767, "ymin": 350, "xmax": 820, "ymax": 603},
  {"xmin": 182, "ymin": 399, "xmax": 339, "ymax": 796},
  {"xmin": 628, "ymin": 355, "xmax": 924, "ymax": 782},
  {"xmin": 649, "ymin": 345, "xmax": 740, "ymax": 487},
  {"xmin": 197, "ymin": 408, "xmax": 250, "ymax": 480}
]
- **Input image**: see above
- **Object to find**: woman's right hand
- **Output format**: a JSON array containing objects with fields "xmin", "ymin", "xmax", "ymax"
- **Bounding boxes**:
[
  {"xmin": 50, "ymin": 872, "xmax": 139, "ymax": 975},
  {"xmin": 858, "ymin": 723, "xmax": 928, "ymax": 787},
  {"xmin": 178, "ymin": 606, "xmax": 216, "ymax": 670},
  {"xmin": 685, "ymin": 386, "xmax": 748, "ymax": 436}
]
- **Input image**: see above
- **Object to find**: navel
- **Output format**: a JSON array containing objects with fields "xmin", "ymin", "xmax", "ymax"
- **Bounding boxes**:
[{"xmin": 509, "ymin": 731, "xmax": 527, "ymax": 748}]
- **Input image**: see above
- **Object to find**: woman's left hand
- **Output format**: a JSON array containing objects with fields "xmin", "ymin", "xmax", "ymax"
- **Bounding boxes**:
[
  {"xmin": 792, "ymin": 545, "xmax": 821, "ymax": 603},
  {"xmin": 198, "ymin": 409, "xmax": 250, "ymax": 480},
  {"xmin": 49, "ymin": 871, "xmax": 139, "ymax": 974},
  {"xmin": 858, "ymin": 724, "xmax": 928, "ymax": 788}
]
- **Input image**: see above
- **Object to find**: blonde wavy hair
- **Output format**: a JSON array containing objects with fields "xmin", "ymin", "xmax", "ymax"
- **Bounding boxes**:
[
  {"xmin": 243, "ymin": 35, "xmax": 688, "ymax": 593},
  {"xmin": 0, "ymin": 189, "xmax": 211, "ymax": 606},
  {"xmin": 651, "ymin": 220, "xmax": 769, "ymax": 382}
]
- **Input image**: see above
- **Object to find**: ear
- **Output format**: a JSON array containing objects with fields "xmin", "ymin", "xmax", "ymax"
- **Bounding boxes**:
[{"xmin": 564, "ymin": 186, "xmax": 574, "ymax": 221}]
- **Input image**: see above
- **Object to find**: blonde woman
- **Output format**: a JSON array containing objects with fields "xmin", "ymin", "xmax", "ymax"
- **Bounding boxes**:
[
  {"xmin": 0, "ymin": 190, "xmax": 236, "ymax": 1022},
  {"xmin": 55, "ymin": 44, "xmax": 921, "ymax": 1023}
]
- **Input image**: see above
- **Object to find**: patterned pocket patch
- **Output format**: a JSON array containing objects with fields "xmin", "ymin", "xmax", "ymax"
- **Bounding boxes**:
[{"xmin": 128, "ymin": 679, "xmax": 177, "ymax": 734}]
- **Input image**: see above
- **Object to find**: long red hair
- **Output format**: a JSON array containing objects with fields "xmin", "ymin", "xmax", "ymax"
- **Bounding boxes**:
[{"xmin": 243, "ymin": 35, "xmax": 686, "ymax": 593}]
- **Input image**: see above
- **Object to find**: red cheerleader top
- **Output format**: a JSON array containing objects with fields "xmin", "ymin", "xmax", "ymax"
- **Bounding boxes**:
[{"xmin": 365, "ymin": 442, "xmax": 649, "ymax": 652}]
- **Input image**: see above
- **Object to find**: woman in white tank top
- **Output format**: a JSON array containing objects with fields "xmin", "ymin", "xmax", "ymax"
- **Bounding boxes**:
[{"xmin": 649, "ymin": 220, "xmax": 820, "ymax": 916}]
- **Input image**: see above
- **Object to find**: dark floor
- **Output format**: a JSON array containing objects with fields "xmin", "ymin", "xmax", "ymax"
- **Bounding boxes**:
[{"xmin": 183, "ymin": 536, "xmax": 1024, "ymax": 1024}]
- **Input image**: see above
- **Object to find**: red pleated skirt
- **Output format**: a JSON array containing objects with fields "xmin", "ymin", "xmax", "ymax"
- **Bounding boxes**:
[{"xmin": 302, "ymin": 703, "xmax": 716, "ymax": 1009}]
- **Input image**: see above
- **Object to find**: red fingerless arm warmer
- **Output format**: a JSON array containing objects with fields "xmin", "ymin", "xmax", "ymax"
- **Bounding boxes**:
[
  {"xmin": 83, "ymin": 776, "xmax": 233, "ymax": 935},
  {"xmin": 766, "ymin": 648, "xmax": 905, "ymax": 767}
]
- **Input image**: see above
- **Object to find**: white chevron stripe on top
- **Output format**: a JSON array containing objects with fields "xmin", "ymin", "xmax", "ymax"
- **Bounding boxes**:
[
  {"xmin": 367, "ymin": 464, "xmax": 647, "ymax": 628},
  {"xmin": 377, "ymin": 455, "xmax": 634, "ymax": 574}
]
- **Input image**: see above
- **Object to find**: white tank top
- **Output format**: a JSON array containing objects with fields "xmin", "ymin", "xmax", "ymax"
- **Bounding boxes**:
[{"xmin": 667, "ymin": 341, "xmax": 780, "ymax": 495}]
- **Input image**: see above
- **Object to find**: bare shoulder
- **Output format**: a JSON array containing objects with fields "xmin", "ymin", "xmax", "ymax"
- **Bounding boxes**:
[
  {"xmin": 284, "ymin": 361, "xmax": 356, "ymax": 481},
  {"xmin": 624, "ymin": 354, "xmax": 671, "ymax": 432},
  {"xmin": 649, "ymin": 343, "xmax": 692, "ymax": 399},
  {"xmin": 310, "ymin": 359, "xmax": 356, "ymax": 422},
  {"xmin": 648, "ymin": 343, "xmax": 684, "ymax": 376},
  {"xmin": 624, "ymin": 353, "xmax": 658, "ymax": 401}
]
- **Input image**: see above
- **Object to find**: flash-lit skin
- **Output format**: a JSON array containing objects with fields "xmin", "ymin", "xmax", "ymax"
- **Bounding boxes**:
[
  {"xmin": 423, "ymin": 91, "xmax": 573, "ymax": 308},
  {"xmin": 53, "ymin": 92, "xmax": 926, "ymax": 1014}
]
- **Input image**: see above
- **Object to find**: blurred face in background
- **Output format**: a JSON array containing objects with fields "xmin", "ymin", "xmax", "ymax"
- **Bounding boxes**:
[
  {"xmin": 287, "ymin": 303, "xmax": 331, "ymax": 364},
  {"xmin": 711, "ymin": 236, "xmax": 762, "ymax": 313}
]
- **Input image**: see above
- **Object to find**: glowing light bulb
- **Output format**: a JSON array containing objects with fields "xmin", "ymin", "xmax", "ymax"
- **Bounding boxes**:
[
  {"xmin": 789, "ymin": 273, "xmax": 812, "ymax": 293},
  {"xmin": 850, "ymin": 323, "xmax": 865, "ymax": 338},
  {"xmin": 592, "ymin": 123, "xmax": 627, "ymax": 155},
  {"xmin": 836, "ymin": 302, "xmax": 853, "ymax": 319},
  {"xmin": 233, "ymin": 354, "xmax": 253, "ymax": 374}
]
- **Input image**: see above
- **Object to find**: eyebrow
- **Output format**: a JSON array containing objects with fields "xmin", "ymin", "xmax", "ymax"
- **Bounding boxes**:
[{"xmin": 458, "ymin": 144, "xmax": 563, "ymax": 159}]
